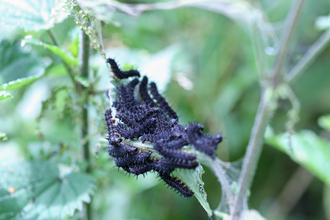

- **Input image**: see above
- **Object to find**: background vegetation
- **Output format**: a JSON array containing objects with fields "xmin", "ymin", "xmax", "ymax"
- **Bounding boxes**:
[{"xmin": 0, "ymin": 0, "xmax": 330, "ymax": 219}]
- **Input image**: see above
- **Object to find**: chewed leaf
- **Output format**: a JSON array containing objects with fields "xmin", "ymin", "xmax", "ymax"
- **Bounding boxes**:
[
  {"xmin": 265, "ymin": 127, "xmax": 330, "ymax": 185},
  {"xmin": 0, "ymin": 0, "xmax": 66, "ymax": 31},
  {"xmin": 22, "ymin": 37, "xmax": 78, "ymax": 66},
  {"xmin": 0, "ymin": 160, "xmax": 95, "ymax": 219},
  {"xmin": 0, "ymin": 91, "xmax": 13, "ymax": 100},
  {"xmin": 173, "ymin": 165, "xmax": 212, "ymax": 217}
]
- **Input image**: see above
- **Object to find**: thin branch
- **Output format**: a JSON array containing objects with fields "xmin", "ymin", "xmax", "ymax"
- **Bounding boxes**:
[
  {"xmin": 230, "ymin": 87, "xmax": 273, "ymax": 219},
  {"xmin": 212, "ymin": 159, "xmax": 234, "ymax": 202},
  {"xmin": 79, "ymin": 30, "xmax": 91, "ymax": 220},
  {"xmin": 271, "ymin": 0, "xmax": 305, "ymax": 86},
  {"xmin": 266, "ymin": 166, "xmax": 313, "ymax": 220},
  {"xmin": 286, "ymin": 28, "xmax": 330, "ymax": 84},
  {"xmin": 47, "ymin": 30, "xmax": 77, "ymax": 88}
]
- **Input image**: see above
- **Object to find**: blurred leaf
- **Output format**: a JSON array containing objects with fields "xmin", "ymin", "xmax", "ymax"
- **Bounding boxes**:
[
  {"xmin": 0, "ymin": 132, "xmax": 7, "ymax": 141},
  {"xmin": 78, "ymin": 0, "xmax": 255, "ymax": 24},
  {"xmin": 241, "ymin": 209, "xmax": 266, "ymax": 220},
  {"xmin": 22, "ymin": 37, "xmax": 78, "ymax": 66},
  {"xmin": 316, "ymin": 14, "xmax": 330, "ymax": 30},
  {"xmin": 74, "ymin": 76, "xmax": 89, "ymax": 87},
  {"xmin": 318, "ymin": 114, "xmax": 330, "ymax": 132},
  {"xmin": 0, "ymin": 0, "xmax": 66, "ymax": 31},
  {"xmin": 0, "ymin": 91, "xmax": 13, "ymax": 100},
  {"xmin": 0, "ymin": 160, "xmax": 95, "ymax": 219},
  {"xmin": 78, "ymin": 0, "xmax": 275, "ymax": 76},
  {"xmin": 0, "ymin": 69, "xmax": 45, "ymax": 91},
  {"xmin": 0, "ymin": 40, "xmax": 46, "ymax": 83},
  {"xmin": 265, "ymin": 127, "xmax": 330, "ymax": 185},
  {"xmin": 69, "ymin": 37, "xmax": 79, "ymax": 58},
  {"xmin": 174, "ymin": 165, "xmax": 212, "ymax": 217},
  {"xmin": 214, "ymin": 211, "xmax": 230, "ymax": 219}
]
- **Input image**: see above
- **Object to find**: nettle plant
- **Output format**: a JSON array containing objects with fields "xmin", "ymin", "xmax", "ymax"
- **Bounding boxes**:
[{"xmin": 1, "ymin": 0, "xmax": 330, "ymax": 220}]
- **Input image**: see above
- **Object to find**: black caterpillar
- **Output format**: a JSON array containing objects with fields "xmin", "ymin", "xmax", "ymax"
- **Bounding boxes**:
[
  {"xmin": 107, "ymin": 58, "xmax": 141, "ymax": 79},
  {"xmin": 105, "ymin": 58, "xmax": 223, "ymax": 198}
]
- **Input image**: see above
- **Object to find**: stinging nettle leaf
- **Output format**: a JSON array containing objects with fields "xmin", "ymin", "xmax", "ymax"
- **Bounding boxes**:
[
  {"xmin": 0, "ymin": 0, "xmax": 67, "ymax": 32},
  {"xmin": 0, "ymin": 91, "xmax": 13, "ymax": 100},
  {"xmin": 265, "ymin": 127, "xmax": 330, "ymax": 185},
  {"xmin": 174, "ymin": 165, "xmax": 212, "ymax": 217},
  {"xmin": 0, "ymin": 160, "xmax": 96, "ymax": 219},
  {"xmin": 22, "ymin": 37, "xmax": 79, "ymax": 66},
  {"xmin": 0, "ymin": 69, "xmax": 45, "ymax": 91}
]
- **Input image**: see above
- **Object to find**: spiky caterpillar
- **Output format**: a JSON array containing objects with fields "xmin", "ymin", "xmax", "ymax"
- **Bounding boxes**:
[
  {"xmin": 104, "ymin": 67, "xmax": 225, "ymax": 198},
  {"xmin": 186, "ymin": 123, "xmax": 222, "ymax": 158},
  {"xmin": 125, "ymin": 78, "xmax": 140, "ymax": 107},
  {"xmin": 116, "ymin": 118, "xmax": 156, "ymax": 139},
  {"xmin": 150, "ymin": 82, "xmax": 178, "ymax": 119},
  {"xmin": 114, "ymin": 151, "xmax": 151, "ymax": 167},
  {"xmin": 153, "ymin": 141, "xmax": 197, "ymax": 162},
  {"xmin": 159, "ymin": 173, "xmax": 193, "ymax": 198},
  {"xmin": 117, "ymin": 107, "xmax": 159, "ymax": 124},
  {"xmin": 115, "ymin": 112, "xmax": 139, "ymax": 128},
  {"xmin": 107, "ymin": 143, "xmax": 137, "ymax": 158},
  {"xmin": 159, "ymin": 158, "xmax": 199, "ymax": 170},
  {"xmin": 104, "ymin": 109, "xmax": 122, "ymax": 145},
  {"xmin": 139, "ymin": 76, "xmax": 155, "ymax": 107},
  {"xmin": 106, "ymin": 58, "xmax": 140, "ymax": 79},
  {"xmin": 140, "ymin": 133, "xmax": 171, "ymax": 143}
]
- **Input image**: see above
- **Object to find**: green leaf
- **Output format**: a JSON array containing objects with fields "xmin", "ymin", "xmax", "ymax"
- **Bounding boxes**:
[
  {"xmin": 0, "ymin": 132, "xmax": 8, "ymax": 141},
  {"xmin": 173, "ymin": 165, "xmax": 212, "ymax": 217},
  {"xmin": 74, "ymin": 76, "xmax": 89, "ymax": 87},
  {"xmin": 69, "ymin": 37, "xmax": 79, "ymax": 58},
  {"xmin": 265, "ymin": 127, "xmax": 330, "ymax": 185},
  {"xmin": 0, "ymin": 69, "xmax": 45, "ymax": 91},
  {"xmin": 22, "ymin": 37, "xmax": 78, "ymax": 66},
  {"xmin": 78, "ymin": 0, "xmax": 255, "ymax": 25},
  {"xmin": 316, "ymin": 14, "xmax": 330, "ymax": 30},
  {"xmin": 0, "ymin": 40, "xmax": 46, "ymax": 83},
  {"xmin": 0, "ymin": 91, "xmax": 13, "ymax": 100},
  {"xmin": 318, "ymin": 115, "xmax": 330, "ymax": 132},
  {"xmin": 0, "ymin": 0, "xmax": 66, "ymax": 32},
  {"xmin": 214, "ymin": 211, "xmax": 230, "ymax": 220},
  {"xmin": 241, "ymin": 210, "xmax": 266, "ymax": 220},
  {"xmin": 0, "ymin": 160, "xmax": 95, "ymax": 219}
]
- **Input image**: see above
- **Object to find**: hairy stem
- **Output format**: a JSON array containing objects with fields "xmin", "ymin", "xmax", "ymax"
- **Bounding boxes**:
[
  {"xmin": 286, "ymin": 28, "xmax": 330, "ymax": 84},
  {"xmin": 230, "ymin": 88, "xmax": 273, "ymax": 218},
  {"xmin": 229, "ymin": 1, "xmax": 306, "ymax": 218},
  {"xmin": 79, "ymin": 30, "xmax": 91, "ymax": 220},
  {"xmin": 271, "ymin": 0, "xmax": 305, "ymax": 86}
]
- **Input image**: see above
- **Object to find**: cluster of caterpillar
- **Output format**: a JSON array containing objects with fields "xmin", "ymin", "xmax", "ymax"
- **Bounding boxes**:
[{"xmin": 105, "ymin": 58, "xmax": 223, "ymax": 198}]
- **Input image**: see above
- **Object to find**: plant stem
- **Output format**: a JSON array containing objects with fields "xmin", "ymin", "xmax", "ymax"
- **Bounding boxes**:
[
  {"xmin": 230, "ymin": 87, "xmax": 273, "ymax": 219},
  {"xmin": 286, "ymin": 28, "xmax": 330, "ymax": 84},
  {"xmin": 47, "ymin": 30, "xmax": 77, "ymax": 89},
  {"xmin": 271, "ymin": 0, "xmax": 305, "ymax": 86},
  {"xmin": 229, "ymin": 1, "xmax": 306, "ymax": 218},
  {"xmin": 79, "ymin": 30, "xmax": 91, "ymax": 220}
]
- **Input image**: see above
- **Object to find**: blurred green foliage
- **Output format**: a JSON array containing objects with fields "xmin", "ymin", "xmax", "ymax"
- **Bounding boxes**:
[{"xmin": 1, "ymin": 0, "xmax": 330, "ymax": 219}]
